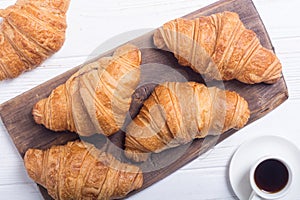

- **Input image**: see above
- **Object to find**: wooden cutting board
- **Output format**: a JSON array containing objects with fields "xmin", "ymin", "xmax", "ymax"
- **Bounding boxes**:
[{"xmin": 0, "ymin": 0, "xmax": 288, "ymax": 199}]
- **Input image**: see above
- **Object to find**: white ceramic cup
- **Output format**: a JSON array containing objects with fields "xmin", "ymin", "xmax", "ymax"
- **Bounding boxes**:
[{"xmin": 249, "ymin": 156, "xmax": 293, "ymax": 200}]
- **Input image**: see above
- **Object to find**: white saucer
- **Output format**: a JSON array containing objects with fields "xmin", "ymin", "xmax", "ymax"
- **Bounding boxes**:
[{"xmin": 229, "ymin": 135, "xmax": 300, "ymax": 200}]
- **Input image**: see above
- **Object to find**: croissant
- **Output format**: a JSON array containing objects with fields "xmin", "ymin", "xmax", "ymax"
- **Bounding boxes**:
[
  {"xmin": 124, "ymin": 82, "xmax": 250, "ymax": 162},
  {"xmin": 32, "ymin": 44, "xmax": 141, "ymax": 136},
  {"xmin": 0, "ymin": 0, "xmax": 70, "ymax": 80},
  {"xmin": 153, "ymin": 11, "xmax": 282, "ymax": 84},
  {"xmin": 24, "ymin": 141, "xmax": 143, "ymax": 200}
]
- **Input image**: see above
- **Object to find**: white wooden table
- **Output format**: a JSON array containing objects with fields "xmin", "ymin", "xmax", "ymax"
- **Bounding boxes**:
[{"xmin": 1, "ymin": 0, "xmax": 299, "ymax": 199}]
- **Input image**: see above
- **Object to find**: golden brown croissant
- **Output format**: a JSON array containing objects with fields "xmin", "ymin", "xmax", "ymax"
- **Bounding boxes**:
[
  {"xmin": 125, "ymin": 82, "xmax": 250, "ymax": 162},
  {"xmin": 32, "ymin": 44, "xmax": 141, "ymax": 136},
  {"xmin": 24, "ymin": 141, "xmax": 143, "ymax": 200},
  {"xmin": 153, "ymin": 11, "xmax": 282, "ymax": 84},
  {"xmin": 0, "ymin": 0, "xmax": 70, "ymax": 80}
]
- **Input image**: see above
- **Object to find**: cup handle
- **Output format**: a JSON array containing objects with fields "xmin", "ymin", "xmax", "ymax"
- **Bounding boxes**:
[{"xmin": 249, "ymin": 191, "xmax": 261, "ymax": 200}]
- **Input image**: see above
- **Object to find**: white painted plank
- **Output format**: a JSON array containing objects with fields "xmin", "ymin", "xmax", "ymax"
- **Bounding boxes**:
[
  {"xmin": 131, "ymin": 168, "xmax": 235, "ymax": 200},
  {"xmin": 0, "ymin": 183, "xmax": 42, "ymax": 200}
]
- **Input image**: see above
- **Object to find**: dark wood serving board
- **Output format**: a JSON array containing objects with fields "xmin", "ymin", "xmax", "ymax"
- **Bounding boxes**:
[{"xmin": 0, "ymin": 0, "xmax": 288, "ymax": 199}]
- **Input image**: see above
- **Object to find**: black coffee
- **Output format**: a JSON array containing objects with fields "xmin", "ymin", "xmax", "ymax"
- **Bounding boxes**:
[{"xmin": 254, "ymin": 159, "xmax": 289, "ymax": 193}]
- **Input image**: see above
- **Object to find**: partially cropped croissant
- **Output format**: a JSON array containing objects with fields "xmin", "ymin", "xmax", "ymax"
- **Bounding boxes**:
[
  {"xmin": 125, "ymin": 82, "xmax": 250, "ymax": 162},
  {"xmin": 24, "ymin": 141, "xmax": 143, "ymax": 200},
  {"xmin": 153, "ymin": 11, "xmax": 282, "ymax": 84},
  {"xmin": 33, "ymin": 44, "xmax": 141, "ymax": 136},
  {"xmin": 0, "ymin": 0, "xmax": 70, "ymax": 80}
]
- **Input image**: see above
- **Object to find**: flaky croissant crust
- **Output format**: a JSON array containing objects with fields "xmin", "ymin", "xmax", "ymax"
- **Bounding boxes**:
[
  {"xmin": 153, "ymin": 11, "xmax": 282, "ymax": 84},
  {"xmin": 24, "ymin": 141, "xmax": 143, "ymax": 200},
  {"xmin": 32, "ymin": 44, "xmax": 141, "ymax": 137},
  {"xmin": 0, "ymin": 0, "xmax": 70, "ymax": 80},
  {"xmin": 125, "ymin": 82, "xmax": 250, "ymax": 162}
]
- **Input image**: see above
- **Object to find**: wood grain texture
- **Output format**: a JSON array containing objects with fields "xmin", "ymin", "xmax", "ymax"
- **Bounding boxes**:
[{"xmin": 0, "ymin": 0, "xmax": 288, "ymax": 199}]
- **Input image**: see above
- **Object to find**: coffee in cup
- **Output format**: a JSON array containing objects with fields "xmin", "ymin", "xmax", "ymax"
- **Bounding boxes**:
[{"xmin": 249, "ymin": 156, "xmax": 292, "ymax": 200}]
